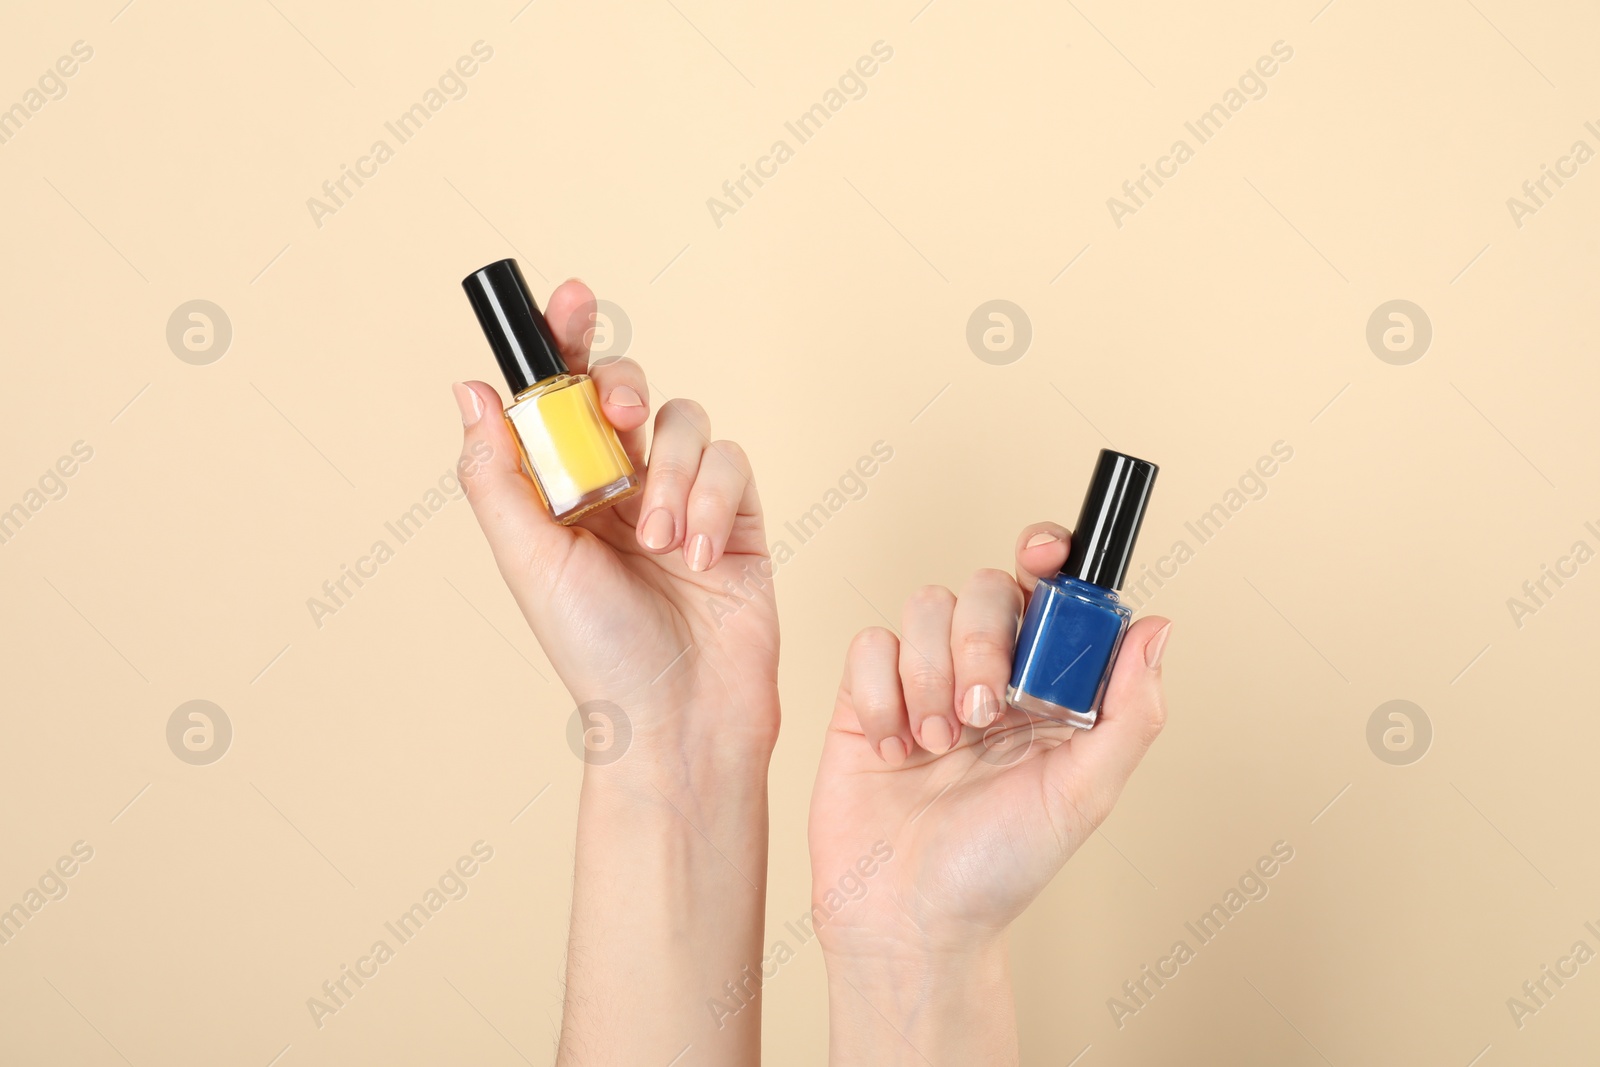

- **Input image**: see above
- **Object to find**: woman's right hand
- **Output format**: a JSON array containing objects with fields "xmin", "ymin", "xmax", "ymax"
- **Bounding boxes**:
[{"xmin": 453, "ymin": 279, "xmax": 780, "ymax": 776}]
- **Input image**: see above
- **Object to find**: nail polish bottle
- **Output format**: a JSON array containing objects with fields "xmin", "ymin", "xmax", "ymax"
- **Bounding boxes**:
[
  {"xmin": 462, "ymin": 259, "xmax": 639, "ymax": 525},
  {"xmin": 1008, "ymin": 450, "xmax": 1158, "ymax": 729}
]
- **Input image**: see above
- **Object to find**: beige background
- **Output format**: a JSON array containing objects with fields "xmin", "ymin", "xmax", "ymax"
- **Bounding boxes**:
[{"xmin": 2, "ymin": 0, "xmax": 1597, "ymax": 1063}]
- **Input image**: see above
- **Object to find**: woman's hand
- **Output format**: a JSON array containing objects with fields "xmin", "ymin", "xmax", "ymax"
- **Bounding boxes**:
[
  {"xmin": 809, "ymin": 522, "xmax": 1170, "ymax": 1065},
  {"xmin": 454, "ymin": 279, "xmax": 778, "ymax": 1066},
  {"xmin": 453, "ymin": 279, "xmax": 779, "ymax": 770}
]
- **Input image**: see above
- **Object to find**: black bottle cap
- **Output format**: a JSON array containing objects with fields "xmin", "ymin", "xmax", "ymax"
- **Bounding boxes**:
[
  {"xmin": 1063, "ymin": 450, "xmax": 1159, "ymax": 591},
  {"xmin": 462, "ymin": 258, "xmax": 567, "ymax": 395}
]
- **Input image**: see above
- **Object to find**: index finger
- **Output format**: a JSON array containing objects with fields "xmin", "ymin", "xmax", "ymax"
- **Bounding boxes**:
[
  {"xmin": 1014, "ymin": 521, "xmax": 1071, "ymax": 599},
  {"xmin": 545, "ymin": 279, "xmax": 598, "ymax": 373}
]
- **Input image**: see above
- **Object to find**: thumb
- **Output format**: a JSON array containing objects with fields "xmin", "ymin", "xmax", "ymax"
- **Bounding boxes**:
[
  {"xmin": 1044, "ymin": 616, "xmax": 1170, "ymax": 830},
  {"xmin": 452, "ymin": 380, "xmax": 569, "ymax": 575}
]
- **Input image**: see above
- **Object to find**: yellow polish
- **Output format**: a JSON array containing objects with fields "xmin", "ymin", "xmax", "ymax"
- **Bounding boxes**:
[
  {"xmin": 463, "ymin": 259, "xmax": 640, "ymax": 525},
  {"xmin": 506, "ymin": 375, "xmax": 638, "ymax": 524}
]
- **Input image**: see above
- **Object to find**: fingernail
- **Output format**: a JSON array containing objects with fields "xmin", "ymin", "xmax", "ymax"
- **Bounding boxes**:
[
  {"xmin": 452, "ymin": 382, "xmax": 482, "ymax": 426},
  {"xmin": 1025, "ymin": 532, "xmax": 1060, "ymax": 549},
  {"xmin": 878, "ymin": 737, "xmax": 907, "ymax": 766},
  {"xmin": 640, "ymin": 509, "xmax": 674, "ymax": 551},
  {"xmin": 1145, "ymin": 623, "xmax": 1172, "ymax": 670},
  {"xmin": 687, "ymin": 533, "xmax": 712, "ymax": 572},
  {"xmin": 607, "ymin": 385, "xmax": 643, "ymax": 408},
  {"xmin": 920, "ymin": 717, "xmax": 953, "ymax": 755},
  {"xmin": 963, "ymin": 684, "xmax": 997, "ymax": 728}
]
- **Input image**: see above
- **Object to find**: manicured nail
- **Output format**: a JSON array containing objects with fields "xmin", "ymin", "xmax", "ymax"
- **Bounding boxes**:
[
  {"xmin": 1025, "ymin": 532, "xmax": 1060, "ymax": 549},
  {"xmin": 878, "ymin": 737, "xmax": 907, "ymax": 766},
  {"xmin": 1145, "ymin": 623, "xmax": 1172, "ymax": 670},
  {"xmin": 963, "ymin": 684, "xmax": 997, "ymax": 728},
  {"xmin": 640, "ymin": 509, "xmax": 674, "ymax": 551},
  {"xmin": 452, "ymin": 382, "xmax": 482, "ymax": 426},
  {"xmin": 687, "ymin": 533, "xmax": 712, "ymax": 572},
  {"xmin": 920, "ymin": 717, "xmax": 953, "ymax": 755},
  {"xmin": 608, "ymin": 385, "xmax": 643, "ymax": 408}
]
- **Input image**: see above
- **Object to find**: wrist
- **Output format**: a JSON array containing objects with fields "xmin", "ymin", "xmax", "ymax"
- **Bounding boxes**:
[
  {"xmin": 582, "ymin": 711, "xmax": 773, "ymax": 805},
  {"xmin": 573, "ymin": 688, "xmax": 777, "ymax": 801},
  {"xmin": 574, "ymin": 696, "xmax": 774, "ymax": 898},
  {"xmin": 822, "ymin": 928, "xmax": 1009, "ymax": 992},
  {"xmin": 579, "ymin": 750, "xmax": 769, "ymax": 836},
  {"xmin": 823, "ymin": 934, "xmax": 1017, "ymax": 1066}
]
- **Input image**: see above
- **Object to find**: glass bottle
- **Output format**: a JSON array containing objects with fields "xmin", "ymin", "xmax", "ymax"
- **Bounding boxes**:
[
  {"xmin": 463, "ymin": 259, "xmax": 639, "ymax": 524},
  {"xmin": 1008, "ymin": 450, "xmax": 1158, "ymax": 728}
]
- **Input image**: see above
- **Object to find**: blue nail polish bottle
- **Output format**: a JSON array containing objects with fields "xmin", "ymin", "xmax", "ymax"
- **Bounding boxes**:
[{"xmin": 1008, "ymin": 450, "xmax": 1158, "ymax": 729}]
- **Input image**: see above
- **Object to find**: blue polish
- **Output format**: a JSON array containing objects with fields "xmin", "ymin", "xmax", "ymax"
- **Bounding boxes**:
[
  {"xmin": 1009, "ymin": 450, "xmax": 1157, "ymax": 727},
  {"xmin": 1010, "ymin": 575, "xmax": 1130, "ymax": 717}
]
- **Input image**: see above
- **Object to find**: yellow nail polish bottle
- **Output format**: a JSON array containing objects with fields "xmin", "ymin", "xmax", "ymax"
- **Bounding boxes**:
[{"xmin": 463, "ymin": 259, "xmax": 640, "ymax": 525}]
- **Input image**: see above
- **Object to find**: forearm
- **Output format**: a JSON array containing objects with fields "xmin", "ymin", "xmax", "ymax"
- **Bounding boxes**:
[
  {"xmin": 823, "ymin": 937, "xmax": 1018, "ymax": 1067},
  {"xmin": 558, "ymin": 735, "xmax": 771, "ymax": 1066}
]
